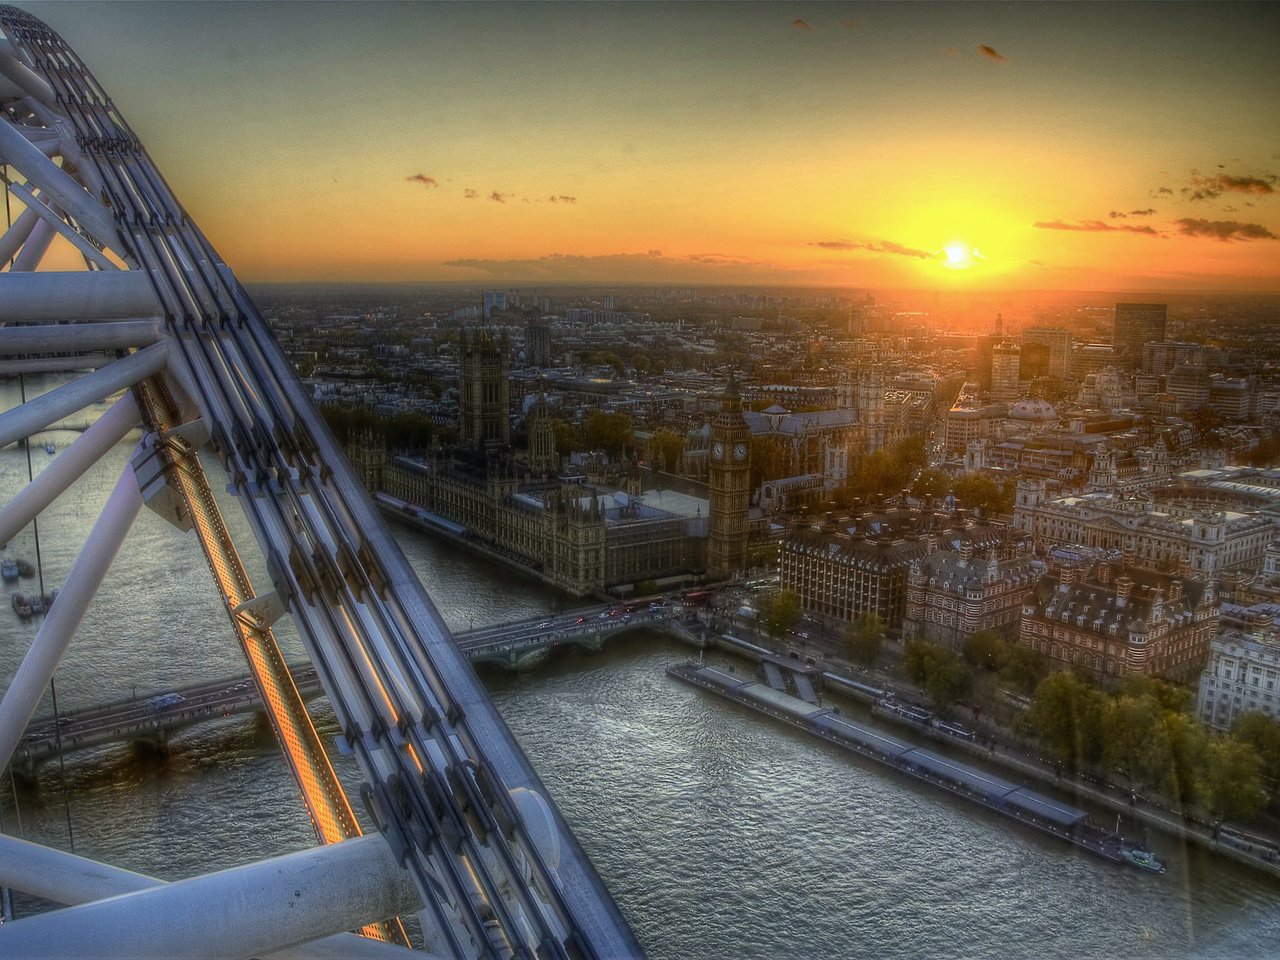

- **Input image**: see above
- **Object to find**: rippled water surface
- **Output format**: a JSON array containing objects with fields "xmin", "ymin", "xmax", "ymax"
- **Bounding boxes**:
[{"xmin": 1, "ymin": 379, "xmax": 1276, "ymax": 957}]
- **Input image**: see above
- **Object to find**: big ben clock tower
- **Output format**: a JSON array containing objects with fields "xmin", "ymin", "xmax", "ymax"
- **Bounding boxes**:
[{"xmin": 708, "ymin": 370, "xmax": 751, "ymax": 580}]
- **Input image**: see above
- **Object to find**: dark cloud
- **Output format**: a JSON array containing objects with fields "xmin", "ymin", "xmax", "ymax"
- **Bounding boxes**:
[
  {"xmin": 1130, "ymin": 208, "xmax": 1157, "ymax": 216},
  {"xmin": 978, "ymin": 44, "xmax": 1007, "ymax": 62},
  {"xmin": 1108, "ymin": 211, "xmax": 1128, "ymax": 219},
  {"xmin": 464, "ymin": 188, "xmax": 479, "ymax": 199},
  {"xmin": 1157, "ymin": 187, "xmax": 1174, "ymax": 195},
  {"xmin": 810, "ymin": 239, "xmax": 941, "ymax": 259},
  {"xmin": 1033, "ymin": 220, "xmax": 1159, "ymax": 236},
  {"xmin": 547, "ymin": 195, "xmax": 577, "ymax": 204},
  {"xmin": 792, "ymin": 19, "xmax": 812, "ymax": 32},
  {"xmin": 489, "ymin": 191, "xmax": 509, "ymax": 203},
  {"xmin": 1184, "ymin": 172, "xmax": 1277, "ymax": 202},
  {"xmin": 406, "ymin": 174, "xmax": 437, "ymax": 188},
  {"xmin": 1175, "ymin": 218, "xmax": 1278, "ymax": 241},
  {"xmin": 879, "ymin": 240, "xmax": 939, "ymax": 259}
]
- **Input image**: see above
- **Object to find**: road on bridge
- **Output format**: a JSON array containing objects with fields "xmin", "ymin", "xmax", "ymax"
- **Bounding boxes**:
[{"xmin": 19, "ymin": 600, "xmax": 682, "ymax": 763}]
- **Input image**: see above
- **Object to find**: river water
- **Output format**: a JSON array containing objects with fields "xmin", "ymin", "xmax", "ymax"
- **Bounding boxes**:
[{"xmin": 1, "ymin": 378, "xmax": 1277, "ymax": 958}]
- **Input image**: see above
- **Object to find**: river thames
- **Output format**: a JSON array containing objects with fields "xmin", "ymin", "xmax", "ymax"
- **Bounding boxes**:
[{"xmin": 1, "ymin": 397, "xmax": 1277, "ymax": 958}]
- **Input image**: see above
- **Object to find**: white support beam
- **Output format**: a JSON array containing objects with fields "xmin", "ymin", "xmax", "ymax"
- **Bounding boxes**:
[
  {"xmin": 0, "ymin": 320, "xmax": 164, "ymax": 355},
  {"xmin": 10, "ymin": 213, "xmax": 54, "ymax": 272},
  {"xmin": 0, "ymin": 203, "xmax": 40, "ymax": 266},
  {"xmin": 0, "ymin": 461, "xmax": 142, "ymax": 770},
  {"xmin": 0, "ymin": 341, "xmax": 166, "ymax": 449},
  {"xmin": 0, "ymin": 270, "xmax": 163, "ymax": 322},
  {"xmin": 0, "ymin": 114, "xmax": 118, "ymax": 249},
  {"xmin": 0, "ymin": 46, "xmax": 57, "ymax": 105},
  {"xmin": 0, "ymin": 835, "xmax": 426, "ymax": 960},
  {"xmin": 0, "ymin": 392, "xmax": 139, "ymax": 547},
  {"xmin": 6, "ymin": 179, "xmax": 118, "ymax": 270},
  {"xmin": 0, "ymin": 836, "xmax": 426, "ymax": 960},
  {"xmin": 0, "ymin": 355, "xmax": 110, "ymax": 376}
]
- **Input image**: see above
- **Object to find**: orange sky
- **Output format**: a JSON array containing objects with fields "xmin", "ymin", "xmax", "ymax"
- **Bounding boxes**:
[{"xmin": 21, "ymin": 2, "xmax": 1280, "ymax": 291}]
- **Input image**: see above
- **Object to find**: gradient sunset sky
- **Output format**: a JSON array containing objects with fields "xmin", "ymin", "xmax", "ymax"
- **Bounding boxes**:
[{"xmin": 21, "ymin": 1, "xmax": 1280, "ymax": 291}]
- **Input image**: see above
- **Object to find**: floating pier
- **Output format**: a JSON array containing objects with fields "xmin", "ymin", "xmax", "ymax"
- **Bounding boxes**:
[{"xmin": 669, "ymin": 661, "xmax": 1164, "ymax": 872}]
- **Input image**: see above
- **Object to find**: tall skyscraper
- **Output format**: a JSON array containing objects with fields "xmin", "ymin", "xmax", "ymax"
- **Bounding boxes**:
[
  {"xmin": 525, "ymin": 316, "xmax": 553, "ymax": 368},
  {"xmin": 707, "ymin": 372, "xmax": 751, "ymax": 580},
  {"xmin": 990, "ymin": 342, "xmax": 1021, "ymax": 400},
  {"xmin": 483, "ymin": 289, "xmax": 507, "ymax": 319},
  {"xmin": 1022, "ymin": 327, "xmax": 1072, "ymax": 379},
  {"xmin": 1114, "ymin": 303, "xmax": 1167, "ymax": 367},
  {"xmin": 459, "ymin": 326, "xmax": 510, "ymax": 448}
]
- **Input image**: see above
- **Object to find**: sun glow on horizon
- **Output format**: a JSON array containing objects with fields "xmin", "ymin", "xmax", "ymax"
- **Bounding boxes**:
[{"xmin": 943, "ymin": 241, "xmax": 975, "ymax": 269}]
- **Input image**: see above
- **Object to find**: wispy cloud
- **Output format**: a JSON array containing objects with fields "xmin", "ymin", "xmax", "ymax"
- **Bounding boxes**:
[
  {"xmin": 978, "ymin": 44, "xmax": 1007, "ymax": 62},
  {"xmin": 811, "ymin": 239, "xmax": 941, "ymax": 259},
  {"xmin": 1156, "ymin": 186, "xmax": 1174, "ymax": 195},
  {"xmin": 1108, "ymin": 208, "xmax": 1157, "ymax": 219},
  {"xmin": 792, "ymin": 18, "xmax": 812, "ymax": 32},
  {"xmin": 547, "ymin": 195, "xmax": 577, "ymax": 204},
  {"xmin": 406, "ymin": 174, "xmax": 438, "ymax": 188},
  {"xmin": 489, "ymin": 191, "xmax": 509, "ymax": 203},
  {"xmin": 1175, "ymin": 218, "xmax": 1278, "ymax": 241},
  {"xmin": 463, "ymin": 188, "xmax": 479, "ymax": 200},
  {"xmin": 1033, "ymin": 220, "xmax": 1159, "ymax": 236},
  {"xmin": 442, "ymin": 249, "xmax": 776, "ymax": 282}
]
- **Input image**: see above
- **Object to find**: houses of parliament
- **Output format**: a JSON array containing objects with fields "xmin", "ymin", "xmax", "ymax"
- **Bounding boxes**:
[{"xmin": 348, "ymin": 326, "xmax": 756, "ymax": 597}]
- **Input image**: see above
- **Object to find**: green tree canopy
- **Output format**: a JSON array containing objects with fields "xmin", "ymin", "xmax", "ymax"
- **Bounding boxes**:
[
  {"xmin": 759, "ymin": 590, "xmax": 802, "ymax": 640},
  {"xmin": 651, "ymin": 428, "xmax": 685, "ymax": 472},
  {"xmin": 904, "ymin": 640, "xmax": 973, "ymax": 709},
  {"xmin": 1231, "ymin": 712, "xmax": 1280, "ymax": 788},
  {"xmin": 584, "ymin": 410, "xmax": 634, "ymax": 457},
  {"xmin": 1025, "ymin": 671, "xmax": 1109, "ymax": 769},
  {"xmin": 844, "ymin": 613, "xmax": 884, "ymax": 667},
  {"xmin": 910, "ymin": 468, "xmax": 951, "ymax": 501},
  {"xmin": 962, "ymin": 630, "xmax": 1009, "ymax": 672},
  {"xmin": 1198, "ymin": 737, "xmax": 1267, "ymax": 821}
]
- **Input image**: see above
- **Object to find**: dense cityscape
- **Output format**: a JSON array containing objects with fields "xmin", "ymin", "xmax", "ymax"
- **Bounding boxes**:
[
  {"xmin": 3, "ymin": 2, "xmax": 1280, "ymax": 958},
  {"xmin": 259, "ymin": 281, "xmax": 1280, "ymax": 835}
]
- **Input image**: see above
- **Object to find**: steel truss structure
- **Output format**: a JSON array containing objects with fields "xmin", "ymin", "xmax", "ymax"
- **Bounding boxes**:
[{"xmin": 0, "ymin": 6, "xmax": 640, "ymax": 958}]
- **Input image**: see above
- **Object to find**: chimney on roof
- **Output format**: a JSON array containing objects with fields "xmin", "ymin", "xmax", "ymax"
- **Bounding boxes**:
[
  {"xmin": 1168, "ymin": 579, "xmax": 1183, "ymax": 603},
  {"xmin": 1097, "ymin": 561, "xmax": 1112, "ymax": 586},
  {"xmin": 1116, "ymin": 575, "xmax": 1134, "ymax": 606},
  {"xmin": 959, "ymin": 540, "xmax": 974, "ymax": 563}
]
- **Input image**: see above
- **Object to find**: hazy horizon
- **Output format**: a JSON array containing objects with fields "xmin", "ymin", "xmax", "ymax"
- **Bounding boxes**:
[{"xmin": 18, "ymin": 1, "xmax": 1280, "ymax": 293}]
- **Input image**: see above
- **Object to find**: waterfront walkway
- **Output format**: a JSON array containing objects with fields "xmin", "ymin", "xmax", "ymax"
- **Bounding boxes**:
[{"xmin": 708, "ymin": 622, "xmax": 1280, "ymax": 882}]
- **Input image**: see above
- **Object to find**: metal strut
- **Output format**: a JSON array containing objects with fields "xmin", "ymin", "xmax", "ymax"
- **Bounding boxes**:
[{"xmin": 0, "ymin": 5, "xmax": 642, "ymax": 958}]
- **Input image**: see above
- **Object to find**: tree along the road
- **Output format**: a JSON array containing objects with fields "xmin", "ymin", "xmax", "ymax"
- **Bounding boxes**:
[
  {"xmin": 904, "ymin": 640, "xmax": 973, "ymax": 709},
  {"xmin": 759, "ymin": 590, "xmax": 802, "ymax": 640},
  {"xmin": 843, "ymin": 613, "xmax": 884, "ymax": 667}
]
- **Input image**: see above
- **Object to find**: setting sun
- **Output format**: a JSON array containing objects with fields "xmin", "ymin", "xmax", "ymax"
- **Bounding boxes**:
[{"xmin": 943, "ymin": 242, "xmax": 973, "ymax": 269}]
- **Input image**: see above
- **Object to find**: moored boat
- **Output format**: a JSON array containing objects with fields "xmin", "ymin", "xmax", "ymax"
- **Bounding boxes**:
[
  {"xmin": 11, "ymin": 593, "xmax": 32, "ymax": 617},
  {"xmin": 1122, "ymin": 847, "xmax": 1167, "ymax": 874},
  {"xmin": 1, "ymin": 559, "xmax": 17, "ymax": 582}
]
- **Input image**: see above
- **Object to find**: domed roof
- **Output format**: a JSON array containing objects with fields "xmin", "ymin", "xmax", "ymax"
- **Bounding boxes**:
[{"xmin": 1008, "ymin": 398, "xmax": 1059, "ymax": 422}]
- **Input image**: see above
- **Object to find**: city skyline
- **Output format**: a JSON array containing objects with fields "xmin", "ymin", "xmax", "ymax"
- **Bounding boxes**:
[{"xmin": 22, "ymin": 1, "xmax": 1280, "ymax": 292}]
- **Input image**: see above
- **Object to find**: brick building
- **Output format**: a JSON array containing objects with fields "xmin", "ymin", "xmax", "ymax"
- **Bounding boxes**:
[{"xmin": 1019, "ymin": 561, "xmax": 1217, "ymax": 683}]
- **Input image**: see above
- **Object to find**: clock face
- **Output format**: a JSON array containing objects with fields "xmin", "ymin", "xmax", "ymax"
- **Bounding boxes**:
[
  {"xmin": 733, "ymin": 441, "xmax": 748, "ymax": 461},
  {"xmin": 711, "ymin": 441, "xmax": 725, "ymax": 460}
]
